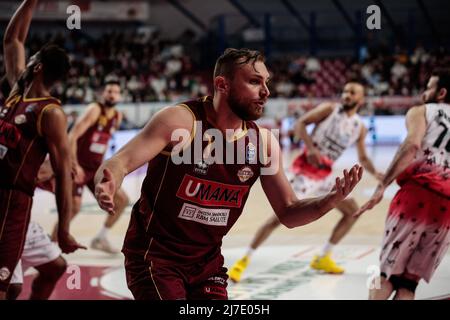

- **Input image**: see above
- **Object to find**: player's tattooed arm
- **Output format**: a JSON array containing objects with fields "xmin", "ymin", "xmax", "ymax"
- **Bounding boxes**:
[
  {"xmin": 354, "ymin": 106, "xmax": 427, "ymax": 217},
  {"xmin": 379, "ymin": 106, "xmax": 426, "ymax": 187}
]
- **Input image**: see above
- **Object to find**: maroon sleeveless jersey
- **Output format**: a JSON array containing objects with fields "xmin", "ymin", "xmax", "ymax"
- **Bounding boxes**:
[
  {"xmin": 77, "ymin": 103, "xmax": 120, "ymax": 171},
  {"xmin": 0, "ymin": 93, "xmax": 62, "ymax": 196},
  {"xmin": 123, "ymin": 96, "xmax": 265, "ymax": 263}
]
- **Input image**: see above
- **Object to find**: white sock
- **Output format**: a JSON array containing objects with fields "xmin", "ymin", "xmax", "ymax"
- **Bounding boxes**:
[
  {"xmin": 245, "ymin": 248, "xmax": 255, "ymax": 259},
  {"xmin": 321, "ymin": 242, "xmax": 335, "ymax": 256},
  {"xmin": 96, "ymin": 226, "xmax": 110, "ymax": 240}
]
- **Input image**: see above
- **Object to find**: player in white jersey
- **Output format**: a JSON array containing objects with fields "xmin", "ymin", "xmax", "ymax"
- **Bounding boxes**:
[
  {"xmin": 6, "ymin": 221, "xmax": 66, "ymax": 300},
  {"xmin": 355, "ymin": 69, "xmax": 450, "ymax": 300},
  {"xmin": 229, "ymin": 82, "xmax": 383, "ymax": 281}
]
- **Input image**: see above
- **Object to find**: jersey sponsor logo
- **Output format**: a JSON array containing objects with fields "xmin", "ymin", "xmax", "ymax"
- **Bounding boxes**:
[
  {"xmin": 194, "ymin": 160, "xmax": 210, "ymax": 175},
  {"xmin": 204, "ymin": 286, "xmax": 227, "ymax": 296},
  {"xmin": 207, "ymin": 275, "xmax": 227, "ymax": 285},
  {"xmin": 14, "ymin": 114, "xmax": 27, "ymax": 125},
  {"xmin": 246, "ymin": 142, "xmax": 256, "ymax": 163},
  {"xmin": 237, "ymin": 166, "xmax": 254, "ymax": 182},
  {"xmin": 90, "ymin": 132, "xmax": 110, "ymax": 154},
  {"xmin": 0, "ymin": 119, "xmax": 21, "ymax": 149},
  {"xmin": 25, "ymin": 103, "xmax": 37, "ymax": 113},
  {"xmin": 176, "ymin": 174, "xmax": 249, "ymax": 208},
  {"xmin": 320, "ymin": 135, "xmax": 346, "ymax": 161},
  {"xmin": 178, "ymin": 202, "xmax": 230, "ymax": 226},
  {"xmin": 0, "ymin": 267, "xmax": 10, "ymax": 281},
  {"xmin": 89, "ymin": 142, "xmax": 107, "ymax": 154},
  {"xmin": 0, "ymin": 108, "xmax": 8, "ymax": 118},
  {"xmin": 0, "ymin": 144, "xmax": 8, "ymax": 159}
]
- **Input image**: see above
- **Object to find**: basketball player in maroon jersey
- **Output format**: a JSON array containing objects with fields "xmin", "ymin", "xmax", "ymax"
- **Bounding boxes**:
[
  {"xmin": 0, "ymin": 77, "xmax": 68, "ymax": 300},
  {"xmin": 94, "ymin": 48, "xmax": 363, "ymax": 300},
  {"xmin": 0, "ymin": 0, "xmax": 85, "ymax": 299},
  {"xmin": 42, "ymin": 78, "xmax": 129, "ymax": 253},
  {"xmin": 0, "ymin": 76, "xmax": 10, "ymax": 105}
]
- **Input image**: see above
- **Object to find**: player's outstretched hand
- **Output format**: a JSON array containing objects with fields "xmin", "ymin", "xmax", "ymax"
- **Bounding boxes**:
[
  {"xmin": 94, "ymin": 168, "xmax": 116, "ymax": 215},
  {"xmin": 58, "ymin": 233, "xmax": 87, "ymax": 254},
  {"xmin": 331, "ymin": 165, "xmax": 364, "ymax": 204},
  {"xmin": 353, "ymin": 184, "xmax": 385, "ymax": 217}
]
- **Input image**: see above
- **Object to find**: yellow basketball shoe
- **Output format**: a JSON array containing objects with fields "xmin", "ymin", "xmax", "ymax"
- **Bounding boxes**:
[
  {"xmin": 228, "ymin": 256, "xmax": 250, "ymax": 283},
  {"xmin": 310, "ymin": 253, "xmax": 344, "ymax": 274}
]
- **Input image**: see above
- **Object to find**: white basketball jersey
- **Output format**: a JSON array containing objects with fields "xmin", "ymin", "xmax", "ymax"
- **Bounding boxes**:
[
  {"xmin": 311, "ymin": 104, "xmax": 363, "ymax": 161},
  {"xmin": 418, "ymin": 103, "xmax": 450, "ymax": 167},
  {"xmin": 398, "ymin": 103, "xmax": 450, "ymax": 198}
]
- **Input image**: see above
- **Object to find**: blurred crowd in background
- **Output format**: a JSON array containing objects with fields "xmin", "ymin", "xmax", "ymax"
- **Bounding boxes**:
[{"xmin": 1, "ymin": 30, "xmax": 448, "ymax": 106}]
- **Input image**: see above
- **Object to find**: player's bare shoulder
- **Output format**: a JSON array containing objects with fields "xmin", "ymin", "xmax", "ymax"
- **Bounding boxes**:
[
  {"xmin": 154, "ymin": 104, "xmax": 195, "ymax": 133},
  {"xmin": 406, "ymin": 104, "xmax": 426, "ymax": 121}
]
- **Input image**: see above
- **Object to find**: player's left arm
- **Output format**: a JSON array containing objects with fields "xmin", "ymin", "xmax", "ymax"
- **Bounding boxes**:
[
  {"xmin": 378, "ymin": 105, "xmax": 427, "ymax": 188},
  {"xmin": 41, "ymin": 106, "xmax": 72, "ymax": 235},
  {"xmin": 356, "ymin": 125, "xmax": 383, "ymax": 180},
  {"xmin": 354, "ymin": 105, "xmax": 427, "ymax": 216},
  {"xmin": 259, "ymin": 128, "xmax": 363, "ymax": 228}
]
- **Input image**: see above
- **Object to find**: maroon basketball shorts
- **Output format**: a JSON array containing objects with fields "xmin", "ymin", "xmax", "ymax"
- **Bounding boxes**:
[
  {"xmin": 124, "ymin": 252, "xmax": 229, "ymax": 300},
  {"xmin": 72, "ymin": 167, "xmax": 97, "ymax": 197},
  {"xmin": 0, "ymin": 189, "xmax": 32, "ymax": 291},
  {"xmin": 36, "ymin": 166, "xmax": 97, "ymax": 197}
]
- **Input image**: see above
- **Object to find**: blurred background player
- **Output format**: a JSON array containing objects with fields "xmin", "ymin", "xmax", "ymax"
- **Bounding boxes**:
[
  {"xmin": 7, "ymin": 221, "xmax": 67, "ymax": 300},
  {"xmin": 0, "ymin": 0, "xmax": 84, "ymax": 299},
  {"xmin": 355, "ymin": 68, "xmax": 450, "ymax": 300},
  {"xmin": 70, "ymin": 78, "xmax": 129, "ymax": 253},
  {"xmin": 40, "ymin": 78, "xmax": 130, "ymax": 254},
  {"xmin": 229, "ymin": 82, "xmax": 383, "ymax": 282}
]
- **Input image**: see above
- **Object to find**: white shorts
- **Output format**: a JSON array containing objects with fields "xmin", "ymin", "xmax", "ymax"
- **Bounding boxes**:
[
  {"xmin": 290, "ymin": 173, "xmax": 335, "ymax": 198},
  {"xmin": 10, "ymin": 221, "xmax": 61, "ymax": 284}
]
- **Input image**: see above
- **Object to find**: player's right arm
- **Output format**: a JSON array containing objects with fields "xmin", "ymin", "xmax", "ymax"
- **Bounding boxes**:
[
  {"xmin": 354, "ymin": 105, "xmax": 427, "ymax": 216},
  {"xmin": 68, "ymin": 103, "xmax": 101, "ymax": 180},
  {"xmin": 294, "ymin": 102, "xmax": 335, "ymax": 166},
  {"xmin": 94, "ymin": 105, "xmax": 194, "ymax": 214},
  {"xmin": 3, "ymin": 0, "xmax": 38, "ymax": 87}
]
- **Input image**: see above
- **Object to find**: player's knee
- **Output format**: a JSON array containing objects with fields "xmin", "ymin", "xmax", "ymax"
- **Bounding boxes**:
[
  {"xmin": 54, "ymin": 257, "xmax": 68, "ymax": 278},
  {"xmin": 44, "ymin": 257, "xmax": 67, "ymax": 281},
  {"xmin": 6, "ymin": 284, "xmax": 22, "ymax": 300}
]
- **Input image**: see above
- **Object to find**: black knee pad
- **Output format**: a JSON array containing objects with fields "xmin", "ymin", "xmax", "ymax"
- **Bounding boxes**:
[{"xmin": 389, "ymin": 275, "xmax": 418, "ymax": 293}]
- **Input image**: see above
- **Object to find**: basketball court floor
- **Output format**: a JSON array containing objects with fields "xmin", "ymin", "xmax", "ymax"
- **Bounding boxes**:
[{"xmin": 18, "ymin": 145, "xmax": 450, "ymax": 300}]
